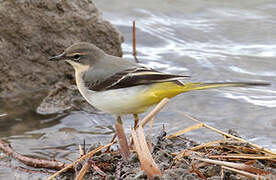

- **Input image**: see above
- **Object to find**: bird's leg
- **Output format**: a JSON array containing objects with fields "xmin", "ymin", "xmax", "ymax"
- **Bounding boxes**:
[
  {"xmin": 115, "ymin": 116, "xmax": 130, "ymax": 160},
  {"xmin": 133, "ymin": 114, "xmax": 139, "ymax": 129},
  {"xmin": 128, "ymin": 114, "xmax": 139, "ymax": 149}
]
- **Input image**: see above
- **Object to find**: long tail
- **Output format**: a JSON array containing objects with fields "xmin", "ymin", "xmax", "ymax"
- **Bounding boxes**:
[
  {"xmin": 142, "ymin": 81, "xmax": 270, "ymax": 106},
  {"xmin": 182, "ymin": 81, "xmax": 270, "ymax": 92}
]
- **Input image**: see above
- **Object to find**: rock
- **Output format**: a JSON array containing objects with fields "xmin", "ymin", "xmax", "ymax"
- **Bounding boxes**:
[
  {"xmin": 37, "ymin": 81, "xmax": 99, "ymax": 114},
  {"xmin": 0, "ymin": 0, "xmax": 123, "ymax": 113}
]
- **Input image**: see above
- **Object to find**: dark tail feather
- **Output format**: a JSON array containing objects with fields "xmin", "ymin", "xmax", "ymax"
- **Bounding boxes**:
[
  {"xmin": 182, "ymin": 81, "xmax": 270, "ymax": 91},
  {"xmin": 202, "ymin": 81, "xmax": 271, "ymax": 87}
]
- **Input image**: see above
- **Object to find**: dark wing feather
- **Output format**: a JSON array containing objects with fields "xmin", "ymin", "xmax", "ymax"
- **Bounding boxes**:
[{"xmin": 86, "ymin": 67, "xmax": 190, "ymax": 91}]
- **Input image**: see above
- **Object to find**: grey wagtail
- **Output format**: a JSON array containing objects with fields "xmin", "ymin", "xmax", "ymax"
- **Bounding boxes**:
[{"xmin": 49, "ymin": 42, "xmax": 269, "ymax": 151}]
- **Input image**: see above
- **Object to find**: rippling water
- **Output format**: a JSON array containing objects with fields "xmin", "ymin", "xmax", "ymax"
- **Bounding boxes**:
[
  {"xmin": 93, "ymin": 0, "xmax": 276, "ymax": 147},
  {"xmin": 0, "ymin": 1, "xmax": 276, "ymax": 178}
]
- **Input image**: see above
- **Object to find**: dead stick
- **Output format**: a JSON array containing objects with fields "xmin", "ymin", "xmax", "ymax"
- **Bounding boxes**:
[
  {"xmin": 208, "ymin": 155, "xmax": 276, "ymax": 160},
  {"xmin": 0, "ymin": 138, "xmax": 65, "ymax": 170},
  {"xmin": 167, "ymin": 123, "xmax": 204, "ymax": 138},
  {"xmin": 75, "ymin": 159, "xmax": 91, "ymax": 180},
  {"xmin": 191, "ymin": 139, "xmax": 225, "ymax": 151},
  {"xmin": 91, "ymin": 161, "xmax": 107, "ymax": 176},
  {"xmin": 47, "ymin": 142, "xmax": 114, "ymax": 180},
  {"xmin": 221, "ymin": 166, "xmax": 261, "ymax": 179},
  {"xmin": 139, "ymin": 98, "xmax": 169, "ymax": 128},
  {"xmin": 131, "ymin": 128, "xmax": 162, "ymax": 179},
  {"xmin": 195, "ymin": 157, "xmax": 270, "ymax": 175},
  {"xmin": 79, "ymin": 144, "xmax": 84, "ymax": 156},
  {"xmin": 132, "ymin": 20, "xmax": 139, "ymax": 63}
]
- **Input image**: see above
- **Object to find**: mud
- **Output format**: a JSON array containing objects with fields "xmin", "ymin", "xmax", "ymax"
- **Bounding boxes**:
[
  {"xmin": 0, "ymin": 0, "xmax": 123, "ymax": 114},
  {"xmin": 57, "ymin": 130, "xmax": 276, "ymax": 180}
]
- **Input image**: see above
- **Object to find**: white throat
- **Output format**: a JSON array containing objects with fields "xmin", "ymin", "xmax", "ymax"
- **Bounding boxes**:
[{"xmin": 66, "ymin": 60, "xmax": 93, "ymax": 102}]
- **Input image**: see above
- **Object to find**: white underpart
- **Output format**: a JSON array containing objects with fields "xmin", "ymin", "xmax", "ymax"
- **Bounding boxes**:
[
  {"xmin": 68, "ymin": 60, "xmax": 149, "ymax": 115},
  {"xmin": 88, "ymin": 85, "xmax": 149, "ymax": 115}
]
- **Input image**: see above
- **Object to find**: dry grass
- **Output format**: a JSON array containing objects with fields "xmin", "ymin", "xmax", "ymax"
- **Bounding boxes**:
[{"xmin": 168, "ymin": 112, "xmax": 275, "ymax": 179}]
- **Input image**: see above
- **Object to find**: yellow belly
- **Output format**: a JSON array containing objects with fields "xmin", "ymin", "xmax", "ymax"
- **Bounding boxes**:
[{"xmin": 136, "ymin": 81, "xmax": 185, "ymax": 110}]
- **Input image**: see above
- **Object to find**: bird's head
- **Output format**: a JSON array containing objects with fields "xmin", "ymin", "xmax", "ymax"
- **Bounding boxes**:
[{"xmin": 49, "ymin": 42, "xmax": 105, "ymax": 71}]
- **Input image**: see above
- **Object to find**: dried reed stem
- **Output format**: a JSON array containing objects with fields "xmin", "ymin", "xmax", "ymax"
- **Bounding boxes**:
[
  {"xmin": 139, "ymin": 98, "xmax": 169, "ymax": 128},
  {"xmin": 132, "ymin": 20, "xmax": 139, "ymax": 63},
  {"xmin": 178, "ymin": 111, "xmax": 276, "ymax": 156},
  {"xmin": 47, "ymin": 142, "xmax": 114, "ymax": 180}
]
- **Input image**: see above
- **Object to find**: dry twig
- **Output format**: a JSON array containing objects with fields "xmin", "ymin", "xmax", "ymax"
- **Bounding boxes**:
[
  {"xmin": 0, "ymin": 138, "xmax": 66, "ymax": 170},
  {"xmin": 131, "ymin": 127, "xmax": 162, "ymax": 179},
  {"xmin": 75, "ymin": 159, "xmax": 91, "ymax": 180},
  {"xmin": 221, "ymin": 166, "xmax": 261, "ymax": 179},
  {"xmin": 47, "ymin": 142, "xmax": 114, "ymax": 180},
  {"xmin": 132, "ymin": 20, "xmax": 139, "ymax": 63},
  {"xmin": 176, "ymin": 111, "xmax": 276, "ymax": 156},
  {"xmin": 167, "ymin": 123, "xmax": 204, "ymax": 138},
  {"xmin": 208, "ymin": 154, "xmax": 276, "ymax": 160},
  {"xmin": 138, "ymin": 98, "xmax": 169, "ymax": 128},
  {"xmin": 195, "ymin": 157, "xmax": 270, "ymax": 175}
]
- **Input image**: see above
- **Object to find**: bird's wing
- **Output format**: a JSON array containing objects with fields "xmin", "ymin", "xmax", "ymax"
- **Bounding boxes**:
[{"xmin": 85, "ymin": 66, "xmax": 190, "ymax": 91}]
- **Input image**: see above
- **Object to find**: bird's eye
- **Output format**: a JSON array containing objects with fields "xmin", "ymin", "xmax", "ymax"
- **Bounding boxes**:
[{"xmin": 73, "ymin": 54, "xmax": 81, "ymax": 61}]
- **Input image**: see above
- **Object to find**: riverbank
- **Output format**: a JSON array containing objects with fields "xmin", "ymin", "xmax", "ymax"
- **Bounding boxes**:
[{"xmin": 1, "ymin": 101, "xmax": 275, "ymax": 179}]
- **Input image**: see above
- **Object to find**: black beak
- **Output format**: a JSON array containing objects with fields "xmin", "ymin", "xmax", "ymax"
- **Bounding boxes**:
[{"xmin": 48, "ymin": 52, "xmax": 65, "ymax": 61}]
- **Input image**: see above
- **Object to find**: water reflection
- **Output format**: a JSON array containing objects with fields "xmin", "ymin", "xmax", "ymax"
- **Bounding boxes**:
[{"xmin": 0, "ymin": 92, "xmax": 65, "ymax": 137}]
